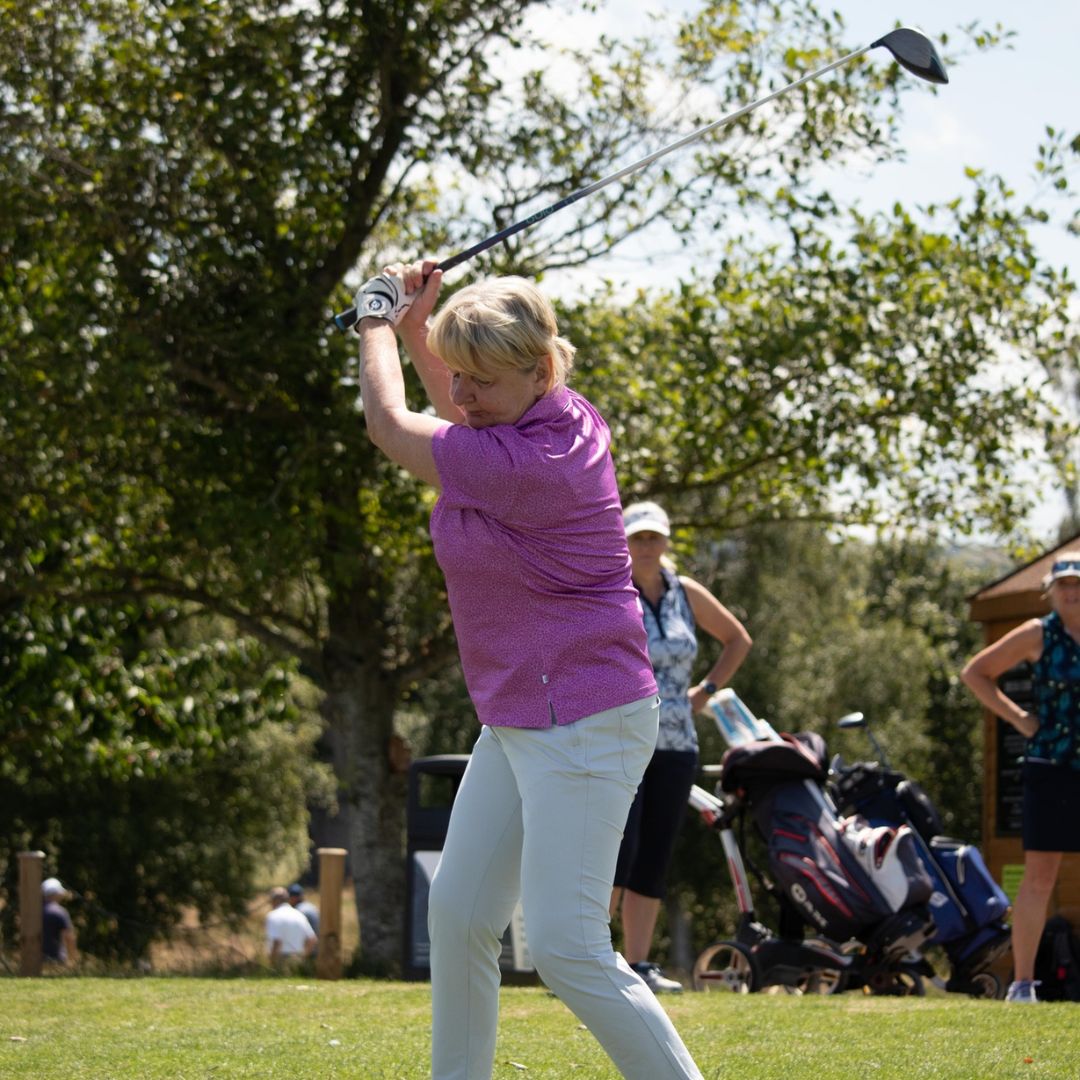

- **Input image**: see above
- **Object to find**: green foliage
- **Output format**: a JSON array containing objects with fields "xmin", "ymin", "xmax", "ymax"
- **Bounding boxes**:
[
  {"xmin": 0, "ymin": 599, "xmax": 334, "ymax": 960},
  {"xmin": 862, "ymin": 538, "xmax": 1000, "ymax": 836},
  {"xmin": 569, "ymin": 173, "xmax": 1074, "ymax": 539},
  {"xmin": 3, "ymin": 602, "xmax": 287, "ymax": 780},
  {"xmin": 1030, "ymin": 126, "xmax": 1080, "ymax": 526},
  {"xmin": 713, "ymin": 527, "xmax": 931, "ymax": 740}
]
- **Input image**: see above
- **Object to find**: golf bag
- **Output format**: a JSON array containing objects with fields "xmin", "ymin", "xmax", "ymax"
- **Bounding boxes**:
[
  {"xmin": 1034, "ymin": 915, "xmax": 1080, "ymax": 1002},
  {"xmin": 721, "ymin": 734, "xmax": 935, "ymax": 953},
  {"xmin": 831, "ymin": 758, "xmax": 1011, "ymax": 996}
]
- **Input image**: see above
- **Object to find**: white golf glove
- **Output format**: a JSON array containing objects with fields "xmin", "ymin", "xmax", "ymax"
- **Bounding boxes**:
[{"xmin": 352, "ymin": 272, "xmax": 415, "ymax": 327}]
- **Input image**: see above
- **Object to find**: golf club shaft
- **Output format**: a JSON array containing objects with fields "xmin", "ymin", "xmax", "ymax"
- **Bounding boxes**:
[{"xmin": 333, "ymin": 42, "xmax": 871, "ymax": 331}]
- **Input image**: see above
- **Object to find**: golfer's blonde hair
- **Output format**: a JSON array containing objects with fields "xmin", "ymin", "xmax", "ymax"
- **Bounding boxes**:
[{"xmin": 428, "ymin": 277, "xmax": 575, "ymax": 392}]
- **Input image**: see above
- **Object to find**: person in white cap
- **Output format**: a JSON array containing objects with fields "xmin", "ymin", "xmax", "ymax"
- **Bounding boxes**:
[
  {"xmin": 42, "ymin": 877, "xmax": 78, "ymax": 966},
  {"xmin": 611, "ymin": 501, "xmax": 753, "ymax": 993},
  {"xmin": 265, "ymin": 886, "xmax": 316, "ymax": 966},
  {"xmin": 963, "ymin": 551, "xmax": 1080, "ymax": 1004}
]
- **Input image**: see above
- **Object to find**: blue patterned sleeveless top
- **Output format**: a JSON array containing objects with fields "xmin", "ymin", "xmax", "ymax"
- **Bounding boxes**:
[
  {"xmin": 1029, "ymin": 611, "xmax": 1080, "ymax": 770},
  {"xmin": 637, "ymin": 567, "xmax": 699, "ymax": 753}
]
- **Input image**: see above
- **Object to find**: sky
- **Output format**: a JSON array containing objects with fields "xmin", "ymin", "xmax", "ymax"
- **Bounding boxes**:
[
  {"xmin": 522, "ymin": 1, "xmax": 1080, "ymax": 543},
  {"xmin": 822, "ymin": 1, "xmax": 1079, "ymax": 277},
  {"xmin": 528, "ymin": 1, "xmax": 1079, "ymax": 273}
]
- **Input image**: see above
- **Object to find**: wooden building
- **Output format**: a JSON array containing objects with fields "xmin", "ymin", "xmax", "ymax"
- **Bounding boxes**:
[{"xmin": 968, "ymin": 533, "xmax": 1080, "ymax": 923}]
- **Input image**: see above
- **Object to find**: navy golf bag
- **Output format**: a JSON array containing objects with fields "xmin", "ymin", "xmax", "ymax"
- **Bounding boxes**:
[
  {"xmin": 721, "ymin": 734, "xmax": 935, "ymax": 963},
  {"xmin": 831, "ymin": 758, "xmax": 1011, "ymax": 997}
]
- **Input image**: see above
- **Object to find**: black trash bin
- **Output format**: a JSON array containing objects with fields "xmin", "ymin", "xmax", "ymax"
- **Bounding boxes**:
[{"xmin": 403, "ymin": 754, "xmax": 534, "ymax": 981}]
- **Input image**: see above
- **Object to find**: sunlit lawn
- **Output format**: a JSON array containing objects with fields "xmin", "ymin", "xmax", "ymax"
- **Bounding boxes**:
[{"xmin": 2, "ymin": 976, "xmax": 1077, "ymax": 1079}]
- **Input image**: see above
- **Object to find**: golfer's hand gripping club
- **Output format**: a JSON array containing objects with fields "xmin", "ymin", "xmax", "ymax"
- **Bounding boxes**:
[{"xmin": 350, "ymin": 272, "xmax": 416, "ymax": 328}]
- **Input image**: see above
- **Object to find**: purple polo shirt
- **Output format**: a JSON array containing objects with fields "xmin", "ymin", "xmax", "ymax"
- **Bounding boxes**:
[{"xmin": 430, "ymin": 385, "xmax": 656, "ymax": 728}]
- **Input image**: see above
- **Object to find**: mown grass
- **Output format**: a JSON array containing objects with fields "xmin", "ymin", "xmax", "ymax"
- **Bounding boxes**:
[{"xmin": 1, "ymin": 977, "xmax": 1075, "ymax": 1079}]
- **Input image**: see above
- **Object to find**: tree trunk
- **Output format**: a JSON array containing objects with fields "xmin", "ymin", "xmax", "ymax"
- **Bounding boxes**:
[
  {"xmin": 665, "ymin": 894, "xmax": 695, "ymax": 978},
  {"xmin": 322, "ymin": 615, "xmax": 407, "ymax": 975}
]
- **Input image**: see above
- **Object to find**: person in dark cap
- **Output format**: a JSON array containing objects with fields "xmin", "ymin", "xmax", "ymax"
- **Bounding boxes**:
[{"xmin": 287, "ymin": 883, "xmax": 320, "ymax": 936}]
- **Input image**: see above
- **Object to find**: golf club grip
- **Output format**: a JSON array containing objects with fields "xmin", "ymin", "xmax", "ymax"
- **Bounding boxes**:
[{"xmin": 331, "ymin": 191, "xmax": 587, "ymax": 332}]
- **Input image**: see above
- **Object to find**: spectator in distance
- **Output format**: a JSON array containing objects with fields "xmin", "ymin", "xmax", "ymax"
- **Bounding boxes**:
[
  {"xmin": 42, "ymin": 877, "xmax": 78, "ymax": 967},
  {"xmin": 287, "ymin": 883, "xmax": 320, "ymax": 935},
  {"xmin": 265, "ymin": 885, "xmax": 316, "ymax": 966}
]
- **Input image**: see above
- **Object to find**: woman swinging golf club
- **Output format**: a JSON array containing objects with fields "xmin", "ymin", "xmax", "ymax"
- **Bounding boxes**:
[{"xmin": 353, "ymin": 260, "xmax": 702, "ymax": 1079}]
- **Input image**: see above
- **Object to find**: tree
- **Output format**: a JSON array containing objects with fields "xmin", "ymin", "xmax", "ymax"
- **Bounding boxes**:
[
  {"xmin": 1, "ymin": 0, "xmax": 1063, "ymax": 970},
  {"xmin": 862, "ymin": 536, "xmax": 1001, "ymax": 838},
  {"xmin": 0, "ymin": 597, "xmax": 334, "ymax": 961},
  {"xmin": 569, "ymin": 173, "xmax": 1074, "ymax": 540},
  {"xmin": 1030, "ymin": 126, "xmax": 1080, "ymax": 535}
]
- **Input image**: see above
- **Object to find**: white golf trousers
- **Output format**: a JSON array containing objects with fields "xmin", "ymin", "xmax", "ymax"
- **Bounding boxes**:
[{"xmin": 428, "ymin": 695, "xmax": 703, "ymax": 1080}]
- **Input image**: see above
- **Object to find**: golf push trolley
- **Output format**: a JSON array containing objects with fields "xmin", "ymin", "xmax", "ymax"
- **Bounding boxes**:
[{"xmin": 687, "ymin": 691, "xmax": 1007, "ymax": 998}]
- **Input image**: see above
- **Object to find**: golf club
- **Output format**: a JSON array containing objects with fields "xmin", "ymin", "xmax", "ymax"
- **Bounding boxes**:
[{"xmin": 332, "ymin": 26, "xmax": 947, "ymax": 332}]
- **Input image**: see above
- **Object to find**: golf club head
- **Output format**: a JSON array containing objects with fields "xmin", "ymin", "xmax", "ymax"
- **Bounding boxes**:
[{"xmin": 872, "ymin": 27, "xmax": 948, "ymax": 85}]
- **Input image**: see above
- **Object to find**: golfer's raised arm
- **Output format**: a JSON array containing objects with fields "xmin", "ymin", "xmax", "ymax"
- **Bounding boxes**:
[
  {"xmin": 353, "ymin": 267, "xmax": 447, "ymax": 486},
  {"xmin": 395, "ymin": 264, "xmax": 463, "ymax": 424}
]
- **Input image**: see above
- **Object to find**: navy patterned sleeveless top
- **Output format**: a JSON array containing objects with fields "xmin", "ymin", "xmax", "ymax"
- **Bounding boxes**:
[
  {"xmin": 637, "ymin": 567, "xmax": 699, "ymax": 753},
  {"xmin": 1029, "ymin": 611, "xmax": 1080, "ymax": 770}
]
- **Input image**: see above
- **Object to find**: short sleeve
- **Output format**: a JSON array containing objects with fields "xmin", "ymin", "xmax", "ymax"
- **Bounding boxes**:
[{"xmin": 432, "ymin": 422, "xmax": 522, "ymax": 518}]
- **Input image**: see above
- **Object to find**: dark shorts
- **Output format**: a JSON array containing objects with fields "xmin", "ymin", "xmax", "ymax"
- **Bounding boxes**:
[
  {"xmin": 1023, "ymin": 760, "xmax": 1080, "ymax": 852},
  {"xmin": 613, "ymin": 748, "xmax": 698, "ymax": 899}
]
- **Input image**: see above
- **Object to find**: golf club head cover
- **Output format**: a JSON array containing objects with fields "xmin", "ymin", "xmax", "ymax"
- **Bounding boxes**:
[{"xmin": 352, "ymin": 272, "xmax": 414, "ymax": 327}]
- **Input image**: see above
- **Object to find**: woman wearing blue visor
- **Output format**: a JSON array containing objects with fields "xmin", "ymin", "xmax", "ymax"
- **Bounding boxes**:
[{"xmin": 962, "ymin": 553, "xmax": 1080, "ymax": 1003}]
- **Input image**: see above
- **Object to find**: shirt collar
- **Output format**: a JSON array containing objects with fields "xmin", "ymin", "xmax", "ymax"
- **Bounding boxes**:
[{"xmin": 516, "ymin": 384, "xmax": 571, "ymax": 428}]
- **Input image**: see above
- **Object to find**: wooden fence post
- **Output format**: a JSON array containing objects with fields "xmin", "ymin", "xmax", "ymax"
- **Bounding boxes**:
[
  {"xmin": 315, "ymin": 848, "xmax": 347, "ymax": 981},
  {"xmin": 18, "ymin": 851, "xmax": 45, "ymax": 977}
]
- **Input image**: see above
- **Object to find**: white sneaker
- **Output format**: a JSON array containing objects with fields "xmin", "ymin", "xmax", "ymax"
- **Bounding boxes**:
[
  {"xmin": 1005, "ymin": 979, "xmax": 1039, "ymax": 1004},
  {"xmin": 631, "ymin": 962, "xmax": 683, "ymax": 994}
]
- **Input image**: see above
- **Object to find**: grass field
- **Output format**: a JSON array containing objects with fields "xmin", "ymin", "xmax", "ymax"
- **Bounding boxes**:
[{"xmin": 2, "ymin": 977, "xmax": 1077, "ymax": 1079}]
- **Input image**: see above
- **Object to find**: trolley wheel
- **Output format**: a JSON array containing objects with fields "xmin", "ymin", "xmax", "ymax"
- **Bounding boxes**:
[
  {"xmin": 692, "ymin": 940, "xmax": 760, "ymax": 993},
  {"xmin": 966, "ymin": 971, "xmax": 1003, "ymax": 1000},
  {"xmin": 796, "ymin": 939, "xmax": 848, "ymax": 995},
  {"xmin": 865, "ymin": 966, "xmax": 926, "ymax": 997}
]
